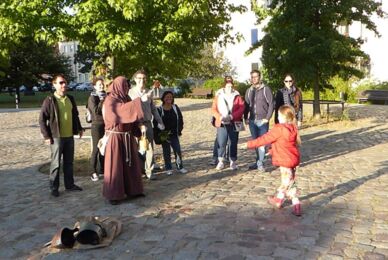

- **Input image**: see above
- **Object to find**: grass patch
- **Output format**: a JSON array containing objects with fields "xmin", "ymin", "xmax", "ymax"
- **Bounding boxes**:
[{"xmin": 0, "ymin": 91, "xmax": 90, "ymax": 108}]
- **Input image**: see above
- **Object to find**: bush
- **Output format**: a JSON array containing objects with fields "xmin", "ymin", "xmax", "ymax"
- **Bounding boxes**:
[
  {"xmin": 203, "ymin": 77, "xmax": 224, "ymax": 92},
  {"xmin": 235, "ymin": 82, "xmax": 250, "ymax": 98}
]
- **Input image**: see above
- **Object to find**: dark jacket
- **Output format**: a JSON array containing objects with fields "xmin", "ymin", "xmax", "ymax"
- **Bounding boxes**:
[
  {"xmin": 87, "ymin": 94, "xmax": 105, "ymax": 125},
  {"xmin": 244, "ymin": 85, "xmax": 274, "ymax": 121},
  {"xmin": 39, "ymin": 94, "xmax": 83, "ymax": 140},
  {"xmin": 157, "ymin": 104, "xmax": 184, "ymax": 136},
  {"xmin": 274, "ymin": 86, "xmax": 303, "ymax": 123}
]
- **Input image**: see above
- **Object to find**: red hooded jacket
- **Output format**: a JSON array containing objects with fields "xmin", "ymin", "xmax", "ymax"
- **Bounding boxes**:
[{"xmin": 247, "ymin": 123, "xmax": 300, "ymax": 168}]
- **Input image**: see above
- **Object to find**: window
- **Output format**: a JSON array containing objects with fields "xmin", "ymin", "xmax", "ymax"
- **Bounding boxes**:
[
  {"xmin": 251, "ymin": 29, "xmax": 258, "ymax": 45},
  {"xmin": 251, "ymin": 63, "xmax": 259, "ymax": 71}
]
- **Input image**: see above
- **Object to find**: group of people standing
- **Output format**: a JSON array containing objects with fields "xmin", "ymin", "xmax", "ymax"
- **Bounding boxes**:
[
  {"xmin": 39, "ymin": 69, "xmax": 304, "ymax": 215},
  {"xmin": 212, "ymin": 70, "xmax": 303, "ymax": 216},
  {"xmin": 39, "ymin": 71, "xmax": 187, "ymax": 205}
]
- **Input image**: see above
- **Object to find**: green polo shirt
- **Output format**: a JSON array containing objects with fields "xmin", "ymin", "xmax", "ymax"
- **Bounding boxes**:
[{"xmin": 54, "ymin": 93, "xmax": 73, "ymax": 137}]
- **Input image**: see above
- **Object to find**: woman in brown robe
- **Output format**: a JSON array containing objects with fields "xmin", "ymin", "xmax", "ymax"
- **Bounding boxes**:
[{"xmin": 103, "ymin": 76, "xmax": 145, "ymax": 205}]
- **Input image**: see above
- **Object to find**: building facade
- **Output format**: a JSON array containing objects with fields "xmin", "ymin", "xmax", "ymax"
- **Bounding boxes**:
[
  {"xmin": 222, "ymin": 0, "xmax": 388, "ymax": 83},
  {"xmin": 58, "ymin": 41, "xmax": 91, "ymax": 83}
]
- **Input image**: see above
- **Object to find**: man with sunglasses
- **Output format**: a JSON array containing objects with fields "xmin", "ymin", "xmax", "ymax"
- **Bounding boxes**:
[
  {"xmin": 244, "ymin": 70, "xmax": 274, "ymax": 172},
  {"xmin": 39, "ymin": 74, "xmax": 84, "ymax": 197}
]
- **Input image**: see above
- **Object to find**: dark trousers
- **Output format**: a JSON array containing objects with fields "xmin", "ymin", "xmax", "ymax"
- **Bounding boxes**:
[
  {"xmin": 49, "ymin": 137, "xmax": 75, "ymax": 191},
  {"xmin": 162, "ymin": 135, "xmax": 183, "ymax": 170},
  {"xmin": 217, "ymin": 124, "xmax": 239, "ymax": 161},
  {"xmin": 90, "ymin": 123, "xmax": 105, "ymax": 175}
]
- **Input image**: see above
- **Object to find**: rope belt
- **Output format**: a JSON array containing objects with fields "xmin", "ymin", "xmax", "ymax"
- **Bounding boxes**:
[{"xmin": 105, "ymin": 130, "xmax": 132, "ymax": 166}]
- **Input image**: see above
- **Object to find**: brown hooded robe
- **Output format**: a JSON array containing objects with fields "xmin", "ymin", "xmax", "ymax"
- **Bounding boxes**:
[{"xmin": 103, "ymin": 76, "xmax": 144, "ymax": 200}]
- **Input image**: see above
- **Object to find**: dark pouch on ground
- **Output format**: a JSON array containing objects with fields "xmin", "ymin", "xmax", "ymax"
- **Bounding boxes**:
[
  {"xmin": 74, "ymin": 220, "xmax": 107, "ymax": 245},
  {"xmin": 47, "ymin": 227, "xmax": 78, "ymax": 248},
  {"xmin": 211, "ymin": 116, "xmax": 216, "ymax": 127}
]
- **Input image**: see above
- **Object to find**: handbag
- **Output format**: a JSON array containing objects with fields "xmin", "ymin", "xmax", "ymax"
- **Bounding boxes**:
[
  {"xmin": 233, "ymin": 121, "xmax": 245, "ymax": 132},
  {"xmin": 138, "ymin": 132, "xmax": 149, "ymax": 152},
  {"xmin": 97, "ymin": 132, "xmax": 111, "ymax": 156},
  {"xmin": 211, "ymin": 116, "xmax": 216, "ymax": 127}
]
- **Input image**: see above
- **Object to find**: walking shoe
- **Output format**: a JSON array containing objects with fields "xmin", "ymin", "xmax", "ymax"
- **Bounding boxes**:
[
  {"xmin": 109, "ymin": 200, "xmax": 119, "ymax": 205},
  {"xmin": 179, "ymin": 168, "xmax": 188, "ymax": 174},
  {"xmin": 216, "ymin": 161, "xmax": 224, "ymax": 170},
  {"xmin": 146, "ymin": 172, "xmax": 156, "ymax": 180},
  {"xmin": 248, "ymin": 163, "xmax": 257, "ymax": 170},
  {"xmin": 292, "ymin": 204, "xmax": 302, "ymax": 216},
  {"xmin": 267, "ymin": 196, "xmax": 284, "ymax": 209},
  {"xmin": 209, "ymin": 159, "xmax": 217, "ymax": 166},
  {"xmin": 51, "ymin": 190, "xmax": 59, "ymax": 197},
  {"xmin": 166, "ymin": 170, "xmax": 173, "ymax": 176},
  {"xmin": 230, "ymin": 161, "xmax": 238, "ymax": 170},
  {"xmin": 91, "ymin": 173, "xmax": 99, "ymax": 182},
  {"xmin": 257, "ymin": 165, "xmax": 265, "ymax": 173},
  {"xmin": 66, "ymin": 185, "xmax": 83, "ymax": 191}
]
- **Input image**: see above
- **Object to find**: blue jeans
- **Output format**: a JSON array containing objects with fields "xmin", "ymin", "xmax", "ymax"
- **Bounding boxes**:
[
  {"xmin": 49, "ymin": 137, "xmax": 75, "ymax": 191},
  {"xmin": 162, "ymin": 135, "xmax": 183, "ymax": 170},
  {"xmin": 217, "ymin": 124, "xmax": 239, "ymax": 162},
  {"xmin": 249, "ymin": 120, "xmax": 269, "ymax": 166},
  {"xmin": 212, "ymin": 135, "xmax": 229, "ymax": 161}
]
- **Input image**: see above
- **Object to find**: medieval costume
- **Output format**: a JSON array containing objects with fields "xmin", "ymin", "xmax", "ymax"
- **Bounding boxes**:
[{"xmin": 102, "ymin": 76, "xmax": 144, "ymax": 203}]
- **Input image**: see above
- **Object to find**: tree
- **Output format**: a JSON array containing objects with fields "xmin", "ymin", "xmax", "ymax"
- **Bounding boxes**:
[
  {"xmin": 70, "ymin": 0, "xmax": 245, "ymax": 79},
  {"xmin": 187, "ymin": 44, "xmax": 236, "ymax": 80},
  {"xmin": 249, "ymin": 0, "xmax": 383, "ymax": 116},
  {"xmin": 0, "ymin": 37, "xmax": 73, "ymax": 92}
]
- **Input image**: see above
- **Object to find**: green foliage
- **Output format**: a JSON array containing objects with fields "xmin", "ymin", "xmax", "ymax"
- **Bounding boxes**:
[
  {"xmin": 250, "ymin": 0, "xmax": 382, "ymax": 114},
  {"xmin": 71, "ymin": 0, "xmax": 246, "ymax": 79},
  {"xmin": 0, "ymin": 0, "xmax": 246, "ymax": 82},
  {"xmin": 203, "ymin": 77, "xmax": 224, "ymax": 92},
  {"xmin": 0, "ymin": 37, "xmax": 73, "ymax": 90},
  {"xmin": 187, "ymin": 44, "xmax": 236, "ymax": 80},
  {"xmin": 235, "ymin": 82, "xmax": 250, "ymax": 98}
]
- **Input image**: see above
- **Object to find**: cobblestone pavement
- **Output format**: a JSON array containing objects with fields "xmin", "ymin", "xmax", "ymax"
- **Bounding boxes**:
[{"xmin": 0, "ymin": 99, "xmax": 387, "ymax": 259}]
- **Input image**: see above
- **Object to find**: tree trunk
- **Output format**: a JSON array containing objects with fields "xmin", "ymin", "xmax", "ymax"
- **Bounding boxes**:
[{"xmin": 313, "ymin": 71, "xmax": 321, "ymax": 117}]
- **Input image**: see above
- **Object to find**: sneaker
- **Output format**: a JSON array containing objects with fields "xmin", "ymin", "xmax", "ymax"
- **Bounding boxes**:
[
  {"xmin": 292, "ymin": 203, "xmax": 302, "ymax": 216},
  {"xmin": 267, "ymin": 196, "xmax": 284, "ymax": 209},
  {"xmin": 146, "ymin": 172, "xmax": 156, "ymax": 180},
  {"xmin": 216, "ymin": 161, "xmax": 224, "ymax": 170},
  {"xmin": 66, "ymin": 184, "xmax": 83, "ymax": 191},
  {"xmin": 91, "ymin": 173, "xmax": 99, "ymax": 182},
  {"xmin": 248, "ymin": 163, "xmax": 258, "ymax": 170},
  {"xmin": 209, "ymin": 159, "xmax": 217, "ymax": 166},
  {"xmin": 166, "ymin": 170, "xmax": 173, "ymax": 176},
  {"xmin": 230, "ymin": 161, "xmax": 238, "ymax": 170},
  {"xmin": 51, "ymin": 190, "xmax": 59, "ymax": 197},
  {"xmin": 179, "ymin": 168, "xmax": 188, "ymax": 174},
  {"xmin": 257, "ymin": 165, "xmax": 265, "ymax": 173}
]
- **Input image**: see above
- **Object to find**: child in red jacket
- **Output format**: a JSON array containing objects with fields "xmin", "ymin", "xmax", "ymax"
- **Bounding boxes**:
[{"xmin": 240, "ymin": 105, "xmax": 302, "ymax": 216}]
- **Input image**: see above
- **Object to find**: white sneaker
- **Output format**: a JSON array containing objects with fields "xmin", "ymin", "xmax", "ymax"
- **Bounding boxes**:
[
  {"xmin": 179, "ymin": 168, "xmax": 188, "ymax": 174},
  {"xmin": 166, "ymin": 170, "xmax": 173, "ymax": 176},
  {"xmin": 230, "ymin": 161, "xmax": 238, "ymax": 170},
  {"xmin": 90, "ymin": 173, "xmax": 99, "ymax": 182},
  {"xmin": 257, "ymin": 165, "xmax": 265, "ymax": 173},
  {"xmin": 216, "ymin": 161, "xmax": 224, "ymax": 170}
]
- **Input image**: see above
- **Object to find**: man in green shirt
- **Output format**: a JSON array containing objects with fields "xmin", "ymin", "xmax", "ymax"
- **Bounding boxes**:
[{"xmin": 39, "ymin": 74, "xmax": 84, "ymax": 197}]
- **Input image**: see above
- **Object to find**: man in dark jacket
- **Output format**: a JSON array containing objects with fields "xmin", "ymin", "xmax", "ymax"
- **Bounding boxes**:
[{"xmin": 39, "ymin": 74, "xmax": 84, "ymax": 197}]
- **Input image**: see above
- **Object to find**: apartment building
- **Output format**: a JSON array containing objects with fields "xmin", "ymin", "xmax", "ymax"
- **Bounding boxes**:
[{"xmin": 58, "ymin": 41, "xmax": 91, "ymax": 83}]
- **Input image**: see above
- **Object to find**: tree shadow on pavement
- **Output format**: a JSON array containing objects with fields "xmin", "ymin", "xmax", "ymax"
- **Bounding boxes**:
[{"xmin": 300, "ymin": 124, "xmax": 388, "ymax": 167}]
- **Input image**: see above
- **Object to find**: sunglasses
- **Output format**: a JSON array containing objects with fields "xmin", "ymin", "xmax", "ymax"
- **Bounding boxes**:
[
  {"xmin": 284, "ymin": 80, "xmax": 293, "ymax": 83},
  {"xmin": 58, "ymin": 81, "xmax": 67, "ymax": 85}
]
